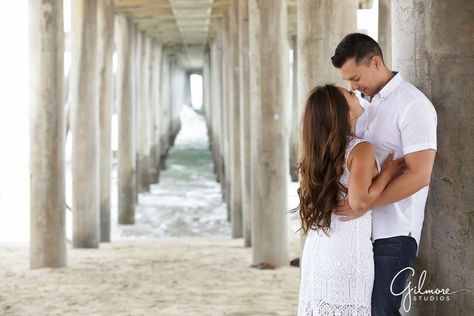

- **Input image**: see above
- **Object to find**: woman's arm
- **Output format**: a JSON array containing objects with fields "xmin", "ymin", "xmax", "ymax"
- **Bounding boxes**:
[{"xmin": 346, "ymin": 143, "xmax": 402, "ymax": 213}]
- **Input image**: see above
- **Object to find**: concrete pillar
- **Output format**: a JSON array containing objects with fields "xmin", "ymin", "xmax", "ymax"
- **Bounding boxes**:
[
  {"xmin": 215, "ymin": 20, "xmax": 228, "ymax": 210},
  {"xmin": 295, "ymin": 0, "xmax": 357, "ymax": 255},
  {"xmin": 358, "ymin": 0, "xmax": 373, "ymax": 9},
  {"xmin": 184, "ymin": 73, "xmax": 192, "ymax": 107},
  {"xmin": 97, "ymin": 0, "xmax": 114, "ymax": 242},
  {"xmin": 29, "ymin": 0, "xmax": 67, "ymax": 268},
  {"xmin": 289, "ymin": 35, "xmax": 299, "ymax": 182},
  {"xmin": 145, "ymin": 39, "xmax": 155, "ymax": 184},
  {"xmin": 378, "ymin": 0, "xmax": 392, "ymax": 68},
  {"xmin": 229, "ymin": 0, "xmax": 243, "ymax": 238},
  {"xmin": 170, "ymin": 62, "xmax": 185, "ymax": 144},
  {"xmin": 159, "ymin": 51, "xmax": 171, "ymax": 169},
  {"xmin": 393, "ymin": 1, "xmax": 473, "ymax": 314},
  {"xmin": 137, "ymin": 33, "xmax": 152, "ymax": 192},
  {"xmin": 248, "ymin": 0, "xmax": 289, "ymax": 268},
  {"xmin": 203, "ymin": 52, "xmax": 212, "ymax": 148},
  {"xmin": 208, "ymin": 46, "xmax": 216, "ymax": 176},
  {"xmin": 131, "ymin": 24, "xmax": 140, "ymax": 204},
  {"xmin": 150, "ymin": 40, "xmax": 162, "ymax": 183},
  {"xmin": 203, "ymin": 53, "xmax": 211, "ymax": 128},
  {"xmin": 214, "ymin": 21, "xmax": 225, "ymax": 206},
  {"xmin": 222, "ymin": 12, "xmax": 232, "ymax": 221},
  {"xmin": 210, "ymin": 39, "xmax": 224, "ymax": 186},
  {"xmin": 169, "ymin": 58, "xmax": 176, "ymax": 146},
  {"xmin": 209, "ymin": 43, "xmax": 216, "ymax": 175},
  {"xmin": 297, "ymin": 0, "xmax": 357, "ymax": 110},
  {"xmin": 238, "ymin": 0, "xmax": 252, "ymax": 247},
  {"xmin": 116, "ymin": 15, "xmax": 136, "ymax": 225},
  {"xmin": 133, "ymin": 28, "xmax": 142, "ymax": 194},
  {"xmin": 144, "ymin": 37, "xmax": 156, "ymax": 184},
  {"xmin": 71, "ymin": 0, "xmax": 100, "ymax": 248}
]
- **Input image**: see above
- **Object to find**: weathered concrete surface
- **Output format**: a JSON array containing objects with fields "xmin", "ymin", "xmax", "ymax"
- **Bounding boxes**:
[
  {"xmin": 393, "ymin": 0, "xmax": 474, "ymax": 314},
  {"xmin": 169, "ymin": 60, "xmax": 185, "ymax": 145},
  {"xmin": 358, "ymin": 0, "xmax": 373, "ymax": 9},
  {"xmin": 289, "ymin": 35, "xmax": 299, "ymax": 182},
  {"xmin": 378, "ymin": 0, "xmax": 391, "ymax": 68},
  {"xmin": 146, "ymin": 40, "xmax": 155, "ymax": 183},
  {"xmin": 71, "ymin": 0, "xmax": 100, "ymax": 248},
  {"xmin": 150, "ymin": 41, "xmax": 163, "ymax": 183},
  {"xmin": 97, "ymin": 0, "xmax": 114, "ymax": 242},
  {"xmin": 229, "ymin": 0, "xmax": 243, "ymax": 238},
  {"xmin": 248, "ymin": 0, "xmax": 289, "ymax": 268},
  {"xmin": 297, "ymin": 0, "xmax": 357, "ymax": 110},
  {"xmin": 116, "ymin": 15, "xmax": 136, "ymax": 225},
  {"xmin": 216, "ymin": 35, "xmax": 226, "ymax": 190},
  {"xmin": 159, "ymin": 51, "xmax": 171, "ymax": 170},
  {"xmin": 203, "ymin": 53, "xmax": 211, "ymax": 135},
  {"xmin": 208, "ymin": 44, "xmax": 216, "ymax": 176},
  {"xmin": 210, "ymin": 39, "xmax": 224, "ymax": 188},
  {"xmin": 238, "ymin": 0, "xmax": 252, "ymax": 247},
  {"xmin": 29, "ymin": 0, "xmax": 67, "ymax": 268},
  {"xmin": 184, "ymin": 73, "xmax": 192, "ymax": 107},
  {"xmin": 132, "ymin": 23, "xmax": 140, "ymax": 203},
  {"xmin": 214, "ymin": 20, "xmax": 227, "ymax": 202},
  {"xmin": 221, "ymin": 12, "xmax": 232, "ymax": 221},
  {"xmin": 137, "ymin": 33, "xmax": 152, "ymax": 193}
]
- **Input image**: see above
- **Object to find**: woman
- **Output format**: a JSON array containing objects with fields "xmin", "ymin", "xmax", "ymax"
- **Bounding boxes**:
[{"xmin": 296, "ymin": 85, "xmax": 404, "ymax": 315}]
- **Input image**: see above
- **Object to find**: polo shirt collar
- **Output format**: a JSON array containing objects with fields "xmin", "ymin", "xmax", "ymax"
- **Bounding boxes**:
[
  {"xmin": 361, "ymin": 71, "xmax": 402, "ymax": 102},
  {"xmin": 378, "ymin": 71, "xmax": 402, "ymax": 100}
]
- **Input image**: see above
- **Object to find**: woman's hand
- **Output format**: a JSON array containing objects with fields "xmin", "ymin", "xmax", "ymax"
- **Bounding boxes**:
[
  {"xmin": 381, "ymin": 150, "xmax": 406, "ymax": 180},
  {"xmin": 336, "ymin": 199, "xmax": 368, "ymax": 221}
]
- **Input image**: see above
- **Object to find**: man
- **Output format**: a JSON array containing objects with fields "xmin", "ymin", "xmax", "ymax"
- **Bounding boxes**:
[{"xmin": 331, "ymin": 33, "xmax": 437, "ymax": 315}]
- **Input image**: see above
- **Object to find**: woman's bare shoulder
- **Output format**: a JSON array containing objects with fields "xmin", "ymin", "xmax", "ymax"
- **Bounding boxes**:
[
  {"xmin": 348, "ymin": 141, "xmax": 375, "ymax": 170},
  {"xmin": 351, "ymin": 141, "xmax": 375, "ymax": 155}
]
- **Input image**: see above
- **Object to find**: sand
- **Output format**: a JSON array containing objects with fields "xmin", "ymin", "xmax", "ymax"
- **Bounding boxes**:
[{"xmin": 0, "ymin": 237, "xmax": 301, "ymax": 316}]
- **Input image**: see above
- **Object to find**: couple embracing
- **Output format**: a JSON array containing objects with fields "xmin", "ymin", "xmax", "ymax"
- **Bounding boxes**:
[{"xmin": 296, "ymin": 33, "xmax": 437, "ymax": 316}]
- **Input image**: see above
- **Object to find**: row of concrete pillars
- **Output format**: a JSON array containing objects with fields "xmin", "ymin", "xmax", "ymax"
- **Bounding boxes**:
[
  {"xmin": 202, "ymin": 0, "xmax": 367, "ymax": 268},
  {"xmin": 28, "ymin": 0, "xmax": 473, "ymax": 313},
  {"xmin": 30, "ymin": 0, "xmax": 184, "ymax": 268},
  {"xmin": 203, "ymin": 0, "xmax": 472, "ymax": 314}
]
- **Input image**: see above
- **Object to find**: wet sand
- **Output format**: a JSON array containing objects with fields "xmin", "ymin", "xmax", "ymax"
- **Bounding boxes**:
[{"xmin": 0, "ymin": 236, "xmax": 301, "ymax": 316}]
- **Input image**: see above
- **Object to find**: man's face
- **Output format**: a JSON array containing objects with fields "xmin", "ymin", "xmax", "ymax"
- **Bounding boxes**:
[{"xmin": 339, "ymin": 57, "xmax": 380, "ymax": 97}]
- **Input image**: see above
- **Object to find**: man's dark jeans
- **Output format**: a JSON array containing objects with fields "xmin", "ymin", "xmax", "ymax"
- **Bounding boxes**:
[{"xmin": 371, "ymin": 236, "xmax": 418, "ymax": 316}]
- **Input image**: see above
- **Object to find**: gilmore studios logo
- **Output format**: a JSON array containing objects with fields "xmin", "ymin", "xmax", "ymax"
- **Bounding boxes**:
[{"xmin": 391, "ymin": 267, "xmax": 471, "ymax": 312}]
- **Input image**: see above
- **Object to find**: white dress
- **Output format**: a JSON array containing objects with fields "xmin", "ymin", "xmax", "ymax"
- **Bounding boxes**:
[{"xmin": 298, "ymin": 137, "xmax": 375, "ymax": 316}]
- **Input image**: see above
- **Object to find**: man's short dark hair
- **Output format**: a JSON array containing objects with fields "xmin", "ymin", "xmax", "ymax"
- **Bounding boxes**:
[{"xmin": 331, "ymin": 33, "xmax": 384, "ymax": 68}]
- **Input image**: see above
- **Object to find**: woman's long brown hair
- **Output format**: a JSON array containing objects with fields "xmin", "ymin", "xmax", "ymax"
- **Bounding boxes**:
[{"xmin": 294, "ymin": 84, "xmax": 352, "ymax": 234}]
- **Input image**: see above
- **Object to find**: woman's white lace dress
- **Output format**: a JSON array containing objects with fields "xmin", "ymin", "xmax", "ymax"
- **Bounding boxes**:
[{"xmin": 298, "ymin": 137, "xmax": 375, "ymax": 316}]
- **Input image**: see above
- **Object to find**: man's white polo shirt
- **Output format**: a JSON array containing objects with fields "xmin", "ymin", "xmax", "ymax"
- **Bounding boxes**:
[{"xmin": 355, "ymin": 72, "xmax": 437, "ymax": 251}]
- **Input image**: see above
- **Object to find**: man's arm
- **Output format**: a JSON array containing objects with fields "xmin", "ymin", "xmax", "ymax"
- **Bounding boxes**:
[
  {"xmin": 370, "ymin": 149, "xmax": 436, "ymax": 208},
  {"xmin": 335, "ymin": 149, "xmax": 435, "ymax": 220}
]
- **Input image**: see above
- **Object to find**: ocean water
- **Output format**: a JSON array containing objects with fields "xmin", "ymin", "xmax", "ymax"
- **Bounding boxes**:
[
  {"xmin": 1, "ymin": 102, "xmax": 300, "ymax": 243},
  {"xmin": 110, "ymin": 105, "xmax": 302, "ymax": 240},
  {"xmin": 111, "ymin": 105, "xmax": 231, "ymax": 240}
]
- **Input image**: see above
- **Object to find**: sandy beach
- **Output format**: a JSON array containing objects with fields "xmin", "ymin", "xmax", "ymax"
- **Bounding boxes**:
[
  {"xmin": 0, "ymin": 237, "xmax": 301, "ymax": 316},
  {"xmin": 0, "ymin": 96, "xmax": 302, "ymax": 316}
]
